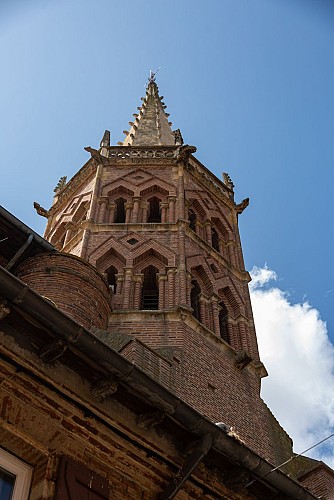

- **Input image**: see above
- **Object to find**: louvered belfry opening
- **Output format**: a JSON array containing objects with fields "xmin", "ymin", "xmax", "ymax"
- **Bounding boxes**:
[
  {"xmin": 188, "ymin": 210, "xmax": 196, "ymax": 231},
  {"xmin": 114, "ymin": 197, "xmax": 126, "ymax": 223},
  {"xmin": 147, "ymin": 197, "xmax": 161, "ymax": 223},
  {"xmin": 212, "ymin": 227, "xmax": 220, "ymax": 252},
  {"xmin": 106, "ymin": 265, "xmax": 117, "ymax": 293},
  {"xmin": 190, "ymin": 279, "xmax": 201, "ymax": 321},
  {"xmin": 219, "ymin": 301, "xmax": 229, "ymax": 343},
  {"xmin": 141, "ymin": 265, "xmax": 159, "ymax": 310}
]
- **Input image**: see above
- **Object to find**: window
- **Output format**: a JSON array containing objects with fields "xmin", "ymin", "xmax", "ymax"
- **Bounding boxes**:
[
  {"xmin": 219, "ymin": 302, "xmax": 229, "ymax": 343},
  {"xmin": 147, "ymin": 197, "xmax": 161, "ymax": 223},
  {"xmin": 0, "ymin": 448, "xmax": 32, "ymax": 500},
  {"xmin": 190, "ymin": 280, "xmax": 201, "ymax": 321},
  {"xmin": 141, "ymin": 265, "xmax": 159, "ymax": 310},
  {"xmin": 114, "ymin": 197, "xmax": 126, "ymax": 223}
]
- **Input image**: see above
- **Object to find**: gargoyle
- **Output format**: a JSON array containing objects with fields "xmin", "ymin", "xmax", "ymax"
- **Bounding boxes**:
[
  {"xmin": 84, "ymin": 146, "xmax": 109, "ymax": 164},
  {"xmin": 176, "ymin": 144, "xmax": 197, "ymax": 162},
  {"xmin": 33, "ymin": 202, "xmax": 49, "ymax": 218},
  {"xmin": 235, "ymin": 198, "xmax": 249, "ymax": 215}
]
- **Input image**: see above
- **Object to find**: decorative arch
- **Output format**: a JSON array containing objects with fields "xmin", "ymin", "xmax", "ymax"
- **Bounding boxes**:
[
  {"xmin": 139, "ymin": 178, "xmax": 175, "ymax": 197},
  {"xmin": 211, "ymin": 217, "xmax": 232, "ymax": 242},
  {"xmin": 187, "ymin": 256, "xmax": 216, "ymax": 295},
  {"xmin": 89, "ymin": 236, "xmax": 129, "ymax": 266},
  {"xmin": 50, "ymin": 221, "xmax": 67, "ymax": 248},
  {"xmin": 72, "ymin": 201, "xmax": 89, "ymax": 223},
  {"xmin": 132, "ymin": 240, "xmax": 175, "ymax": 268},
  {"xmin": 95, "ymin": 246, "xmax": 126, "ymax": 273},
  {"xmin": 188, "ymin": 198, "xmax": 207, "ymax": 223},
  {"xmin": 101, "ymin": 179, "xmax": 135, "ymax": 198},
  {"xmin": 218, "ymin": 285, "xmax": 242, "ymax": 319}
]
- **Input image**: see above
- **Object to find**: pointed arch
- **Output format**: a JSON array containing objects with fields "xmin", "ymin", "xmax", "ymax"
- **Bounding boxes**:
[
  {"xmin": 132, "ymin": 240, "xmax": 175, "ymax": 267},
  {"xmin": 95, "ymin": 246, "xmax": 126, "ymax": 280},
  {"xmin": 139, "ymin": 178, "xmax": 175, "ymax": 197},
  {"xmin": 101, "ymin": 179, "xmax": 135, "ymax": 198},
  {"xmin": 218, "ymin": 285, "xmax": 242, "ymax": 319},
  {"xmin": 72, "ymin": 201, "xmax": 89, "ymax": 223},
  {"xmin": 188, "ymin": 198, "xmax": 207, "ymax": 223},
  {"xmin": 211, "ymin": 217, "xmax": 232, "ymax": 242},
  {"xmin": 89, "ymin": 236, "xmax": 129, "ymax": 266}
]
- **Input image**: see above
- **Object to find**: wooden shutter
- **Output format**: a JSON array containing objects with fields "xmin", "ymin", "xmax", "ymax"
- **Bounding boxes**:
[{"xmin": 55, "ymin": 456, "xmax": 109, "ymax": 499}]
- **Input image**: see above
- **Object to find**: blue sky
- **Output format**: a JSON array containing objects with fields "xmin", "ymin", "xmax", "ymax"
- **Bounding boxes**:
[{"xmin": 1, "ymin": 0, "xmax": 334, "ymax": 461}]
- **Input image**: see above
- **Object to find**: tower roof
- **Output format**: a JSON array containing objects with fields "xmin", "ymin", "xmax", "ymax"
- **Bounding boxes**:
[{"xmin": 121, "ymin": 74, "xmax": 177, "ymax": 147}]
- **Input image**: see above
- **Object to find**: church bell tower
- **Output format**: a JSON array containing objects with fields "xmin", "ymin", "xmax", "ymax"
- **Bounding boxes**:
[{"xmin": 40, "ymin": 74, "xmax": 292, "ymax": 465}]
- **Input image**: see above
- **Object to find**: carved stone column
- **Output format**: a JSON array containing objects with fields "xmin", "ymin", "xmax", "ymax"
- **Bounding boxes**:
[
  {"xmin": 199, "ymin": 296, "xmax": 207, "ymax": 326},
  {"xmin": 122, "ymin": 268, "xmax": 133, "ymax": 309},
  {"xmin": 160, "ymin": 202, "xmax": 168, "ymax": 224},
  {"xmin": 141, "ymin": 201, "xmax": 149, "ymax": 223},
  {"xmin": 158, "ymin": 274, "xmax": 167, "ymax": 310},
  {"xmin": 168, "ymin": 196, "xmax": 176, "ymax": 223},
  {"xmin": 125, "ymin": 203, "xmax": 133, "ymax": 224},
  {"xmin": 132, "ymin": 197, "xmax": 141, "ymax": 223},
  {"xmin": 108, "ymin": 203, "xmax": 116, "ymax": 223},
  {"xmin": 167, "ymin": 268, "xmax": 176, "ymax": 308},
  {"xmin": 211, "ymin": 296, "xmax": 220, "ymax": 336},
  {"xmin": 97, "ymin": 196, "xmax": 108, "ymax": 223},
  {"xmin": 133, "ymin": 274, "xmax": 144, "ymax": 309}
]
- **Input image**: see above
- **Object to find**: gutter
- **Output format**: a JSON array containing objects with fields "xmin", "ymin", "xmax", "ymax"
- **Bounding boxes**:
[
  {"xmin": 0, "ymin": 206, "xmax": 55, "ymax": 253},
  {"xmin": 0, "ymin": 266, "xmax": 317, "ymax": 499}
]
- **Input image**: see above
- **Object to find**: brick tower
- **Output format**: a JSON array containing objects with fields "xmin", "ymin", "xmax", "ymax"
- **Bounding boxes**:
[{"xmin": 40, "ymin": 74, "xmax": 292, "ymax": 466}]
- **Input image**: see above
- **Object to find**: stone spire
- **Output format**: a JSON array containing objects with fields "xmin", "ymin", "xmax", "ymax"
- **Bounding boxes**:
[{"xmin": 121, "ymin": 73, "xmax": 176, "ymax": 147}]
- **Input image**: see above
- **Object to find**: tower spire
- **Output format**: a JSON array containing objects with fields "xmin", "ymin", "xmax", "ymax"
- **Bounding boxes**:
[{"xmin": 121, "ymin": 73, "xmax": 175, "ymax": 147}]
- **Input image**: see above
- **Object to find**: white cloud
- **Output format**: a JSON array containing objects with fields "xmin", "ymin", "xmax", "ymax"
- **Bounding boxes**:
[{"xmin": 249, "ymin": 265, "xmax": 334, "ymax": 468}]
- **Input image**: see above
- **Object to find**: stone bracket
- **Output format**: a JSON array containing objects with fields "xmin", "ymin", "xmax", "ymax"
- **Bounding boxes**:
[
  {"xmin": 138, "ymin": 410, "xmax": 164, "ymax": 430},
  {"xmin": 235, "ymin": 350, "xmax": 252, "ymax": 370},
  {"xmin": 0, "ymin": 300, "xmax": 10, "ymax": 320},
  {"xmin": 91, "ymin": 376, "xmax": 119, "ymax": 401}
]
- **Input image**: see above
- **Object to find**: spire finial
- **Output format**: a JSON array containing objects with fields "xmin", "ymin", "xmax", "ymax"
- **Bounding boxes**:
[{"xmin": 148, "ymin": 67, "xmax": 160, "ymax": 85}]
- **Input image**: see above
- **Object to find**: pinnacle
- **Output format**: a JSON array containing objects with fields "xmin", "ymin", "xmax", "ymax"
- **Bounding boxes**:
[{"xmin": 120, "ymin": 78, "xmax": 177, "ymax": 147}]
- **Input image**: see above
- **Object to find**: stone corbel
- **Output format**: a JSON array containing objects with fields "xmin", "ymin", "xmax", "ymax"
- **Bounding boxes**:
[
  {"xmin": 0, "ymin": 301, "xmax": 10, "ymax": 320},
  {"xmin": 91, "ymin": 376, "xmax": 119, "ymax": 402}
]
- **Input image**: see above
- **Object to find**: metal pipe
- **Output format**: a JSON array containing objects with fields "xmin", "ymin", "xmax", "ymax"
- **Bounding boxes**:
[{"xmin": 6, "ymin": 233, "xmax": 34, "ymax": 270}]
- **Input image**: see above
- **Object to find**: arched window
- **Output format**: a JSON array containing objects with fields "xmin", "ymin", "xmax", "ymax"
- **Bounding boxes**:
[
  {"xmin": 212, "ymin": 227, "xmax": 220, "ymax": 252},
  {"xmin": 219, "ymin": 302, "xmax": 229, "ymax": 343},
  {"xmin": 147, "ymin": 197, "xmax": 161, "ymax": 223},
  {"xmin": 114, "ymin": 198, "xmax": 126, "ymax": 223},
  {"xmin": 141, "ymin": 265, "xmax": 159, "ymax": 310},
  {"xmin": 190, "ymin": 279, "xmax": 201, "ymax": 321},
  {"xmin": 106, "ymin": 265, "xmax": 117, "ymax": 293},
  {"xmin": 188, "ymin": 210, "xmax": 196, "ymax": 231}
]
